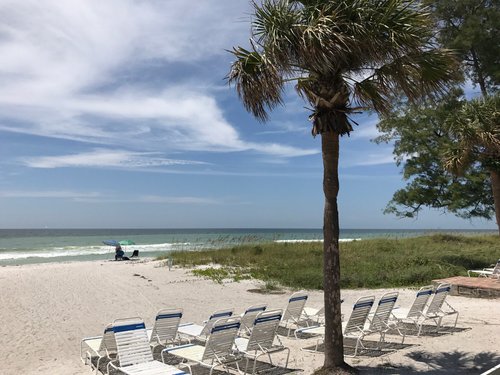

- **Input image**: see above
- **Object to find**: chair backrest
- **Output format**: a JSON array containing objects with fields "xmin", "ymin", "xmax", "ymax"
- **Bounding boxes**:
[
  {"xmin": 200, "ymin": 308, "xmax": 234, "ymax": 336},
  {"xmin": 368, "ymin": 292, "xmax": 398, "ymax": 331},
  {"xmin": 113, "ymin": 318, "xmax": 153, "ymax": 367},
  {"xmin": 406, "ymin": 285, "xmax": 434, "ymax": 319},
  {"xmin": 98, "ymin": 323, "xmax": 116, "ymax": 354},
  {"xmin": 492, "ymin": 259, "xmax": 500, "ymax": 275},
  {"xmin": 202, "ymin": 317, "xmax": 241, "ymax": 362},
  {"xmin": 282, "ymin": 291, "xmax": 308, "ymax": 322},
  {"xmin": 150, "ymin": 308, "xmax": 183, "ymax": 345},
  {"xmin": 426, "ymin": 283, "xmax": 451, "ymax": 315},
  {"xmin": 240, "ymin": 304, "xmax": 267, "ymax": 334},
  {"xmin": 246, "ymin": 309, "xmax": 282, "ymax": 351},
  {"xmin": 131, "ymin": 250, "xmax": 139, "ymax": 257},
  {"xmin": 344, "ymin": 296, "xmax": 374, "ymax": 335}
]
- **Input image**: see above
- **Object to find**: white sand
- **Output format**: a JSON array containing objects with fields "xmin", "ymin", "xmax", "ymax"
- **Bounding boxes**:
[{"xmin": 1, "ymin": 259, "xmax": 499, "ymax": 375}]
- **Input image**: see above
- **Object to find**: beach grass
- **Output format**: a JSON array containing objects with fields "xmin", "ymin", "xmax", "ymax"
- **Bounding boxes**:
[{"xmin": 158, "ymin": 234, "xmax": 500, "ymax": 289}]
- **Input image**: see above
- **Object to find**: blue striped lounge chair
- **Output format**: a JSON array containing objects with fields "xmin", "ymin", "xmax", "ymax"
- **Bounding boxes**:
[
  {"xmin": 107, "ymin": 318, "xmax": 187, "ymax": 375},
  {"xmin": 280, "ymin": 291, "xmax": 309, "ymax": 336},
  {"xmin": 391, "ymin": 285, "xmax": 434, "ymax": 336},
  {"xmin": 234, "ymin": 309, "xmax": 290, "ymax": 375},
  {"xmin": 162, "ymin": 317, "xmax": 242, "ymax": 375},
  {"xmin": 420, "ymin": 283, "xmax": 459, "ymax": 333},
  {"xmin": 296, "ymin": 295, "xmax": 375, "ymax": 357},
  {"xmin": 148, "ymin": 308, "xmax": 184, "ymax": 349},
  {"xmin": 177, "ymin": 308, "xmax": 233, "ymax": 341},
  {"xmin": 239, "ymin": 304, "xmax": 267, "ymax": 336},
  {"xmin": 365, "ymin": 292, "xmax": 405, "ymax": 344},
  {"xmin": 80, "ymin": 323, "xmax": 116, "ymax": 375}
]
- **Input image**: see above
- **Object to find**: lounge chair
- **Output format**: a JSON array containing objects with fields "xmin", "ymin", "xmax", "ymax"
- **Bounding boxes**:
[
  {"xmin": 177, "ymin": 308, "xmax": 233, "ymax": 341},
  {"xmin": 420, "ymin": 283, "xmax": 459, "ymax": 333},
  {"xmin": 391, "ymin": 285, "xmax": 434, "ymax": 335},
  {"xmin": 295, "ymin": 295, "xmax": 375, "ymax": 357},
  {"xmin": 148, "ymin": 308, "xmax": 183, "ymax": 349},
  {"xmin": 468, "ymin": 259, "xmax": 500, "ymax": 279},
  {"xmin": 80, "ymin": 323, "xmax": 116, "ymax": 374},
  {"xmin": 366, "ymin": 292, "xmax": 405, "ymax": 344},
  {"xmin": 239, "ymin": 304, "xmax": 267, "ymax": 336},
  {"xmin": 279, "ymin": 291, "xmax": 309, "ymax": 336},
  {"xmin": 302, "ymin": 298, "xmax": 344, "ymax": 324},
  {"xmin": 162, "ymin": 317, "xmax": 242, "ymax": 375},
  {"xmin": 107, "ymin": 317, "xmax": 187, "ymax": 375},
  {"xmin": 234, "ymin": 309, "xmax": 290, "ymax": 375}
]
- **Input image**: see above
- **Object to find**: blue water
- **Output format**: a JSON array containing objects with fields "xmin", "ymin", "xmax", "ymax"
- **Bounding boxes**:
[{"xmin": 0, "ymin": 228, "xmax": 495, "ymax": 265}]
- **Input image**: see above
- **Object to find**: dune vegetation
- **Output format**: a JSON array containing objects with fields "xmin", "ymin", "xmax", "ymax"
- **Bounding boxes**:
[{"xmin": 158, "ymin": 234, "xmax": 500, "ymax": 290}]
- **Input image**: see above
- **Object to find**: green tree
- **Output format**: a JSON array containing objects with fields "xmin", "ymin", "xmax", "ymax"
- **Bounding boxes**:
[
  {"xmin": 444, "ymin": 94, "xmax": 500, "ymax": 234},
  {"xmin": 377, "ymin": 90, "xmax": 495, "ymax": 222},
  {"xmin": 378, "ymin": 0, "xmax": 499, "ymax": 233},
  {"xmin": 424, "ymin": 0, "xmax": 499, "ymax": 96},
  {"xmin": 227, "ymin": 0, "xmax": 457, "ymax": 372}
]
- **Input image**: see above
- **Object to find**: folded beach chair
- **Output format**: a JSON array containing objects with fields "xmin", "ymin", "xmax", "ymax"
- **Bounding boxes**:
[
  {"xmin": 420, "ymin": 283, "xmax": 459, "ymax": 333},
  {"xmin": 177, "ymin": 308, "xmax": 233, "ymax": 341},
  {"xmin": 148, "ymin": 308, "xmax": 183, "ymax": 349},
  {"xmin": 107, "ymin": 317, "xmax": 187, "ymax": 375},
  {"xmin": 234, "ymin": 309, "xmax": 290, "ymax": 375},
  {"xmin": 468, "ymin": 259, "xmax": 500, "ymax": 279},
  {"xmin": 295, "ymin": 295, "xmax": 375, "ymax": 357},
  {"xmin": 80, "ymin": 323, "xmax": 116, "ymax": 374},
  {"xmin": 239, "ymin": 304, "xmax": 267, "ymax": 336},
  {"xmin": 162, "ymin": 317, "xmax": 242, "ymax": 375},
  {"xmin": 279, "ymin": 291, "xmax": 309, "ymax": 336},
  {"xmin": 391, "ymin": 285, "xmax": 433, "ymax": 335}
]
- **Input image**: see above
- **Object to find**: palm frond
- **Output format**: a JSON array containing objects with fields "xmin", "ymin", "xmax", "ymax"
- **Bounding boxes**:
[{"xmin": 227, "ymin": 46, "xmax": 284, "ymax": 121}]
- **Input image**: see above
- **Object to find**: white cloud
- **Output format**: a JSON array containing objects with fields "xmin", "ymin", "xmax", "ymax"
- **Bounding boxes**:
[
  {"xmin": 139, "ymin": 195, "xmax": 219, "ymax": 204},
  {"xmin": 0, "ymin": 0, "xmax": 316, "ymax": 160},
  {"xmin": 21, "ymin": 149, "xmax": 207, "ymax": 169},
  {"xmin": 0, "ymin": 190, "xmax": 100, "ymax": 199}
]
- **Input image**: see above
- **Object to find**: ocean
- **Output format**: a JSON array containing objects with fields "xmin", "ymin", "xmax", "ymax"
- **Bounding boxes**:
[{"xmin": 0, "ymin": 228, "xmax": 495, "ymax": 266}]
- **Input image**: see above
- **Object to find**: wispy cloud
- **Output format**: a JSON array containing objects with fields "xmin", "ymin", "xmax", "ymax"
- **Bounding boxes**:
[
  {"xmin": 139, "ymin": 195, "xmax": 219, "ymax": 204},
  {"xmin": 0, "ymin": 0, "xmax": 317, "ymax": 160},
  {"xmin": 21, "ymin": 149, "xmax": 208, "ymax": 169},
  {"xmin": 0, "ymin": 190, "xmax": 101, "ymax": 199}
]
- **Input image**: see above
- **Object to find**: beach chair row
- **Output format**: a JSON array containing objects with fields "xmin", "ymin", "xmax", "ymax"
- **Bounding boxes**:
[
  {"xmin": 294, "ymin": 283, "xmax": 459, "ymax": 357},
  {"xmin": 81, "ymin": 307, "xmax": 289, "ymax": 375}
]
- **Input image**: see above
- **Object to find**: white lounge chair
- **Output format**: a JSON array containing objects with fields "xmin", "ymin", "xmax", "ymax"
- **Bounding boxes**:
[
  {"xmin": 366, "ymin": 292, "xmax": 405, "ymax": 344},
  {"xmin": 420, "ymin": 283, "xmax": 459, "ymax": 333},
  {"xmin": 391, "ymin": 285, "xmax": 434, "ymax": 335},
  {"xmin": 234, "ymin": 309, "xmax": 290, "ymax": 375},
  {"xmin": 162, "ymin": 317, "xmax": 242, "ymax": 375},
  {"xmin": 148, "ymin": 308, "xmax": 184, "ymax": 349},
  {"xmin": 296, "ymin": 295, "xmax": 375, "ymax": 357},
  {"xmin": 107, "ymin": 318, "xmax": 187, "ymax": 375},
  {"xmin": 239, "ymin": 304, "xmax": 267, "ymax": 336},
  {"xmin": 302, "ymin": 298, "xmax": 344, "ymax": 324},
  {"xmin": 468, "ymin": 259, "xmax": 500, "ymax": 279},
  {"xmin": 80, "ymin": 323, "xmax": 116, "ymax": 374},
  {"xmin": 177, "ymin": 308, "xmax": 233, "ymax": 341},
  {"xmin": 279, "ymin": 291, "xmax": 308, "ymax": 336}
]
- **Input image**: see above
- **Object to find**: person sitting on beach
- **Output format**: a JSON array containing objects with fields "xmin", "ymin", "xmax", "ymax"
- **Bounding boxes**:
[{"xmin": 115, "ymin": 245, "xmax": 125, "ymax": 261}]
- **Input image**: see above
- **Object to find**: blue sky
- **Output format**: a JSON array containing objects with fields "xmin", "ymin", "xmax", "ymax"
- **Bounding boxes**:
[{"xmin": 0, "ymin": 0, "xmax": 495, "ymax": 230}]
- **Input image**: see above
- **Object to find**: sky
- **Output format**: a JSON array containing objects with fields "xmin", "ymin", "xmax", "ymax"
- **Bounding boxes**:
[{"xmin": 0, "ymin": 0, "xmax": 495, "ymax": 230}]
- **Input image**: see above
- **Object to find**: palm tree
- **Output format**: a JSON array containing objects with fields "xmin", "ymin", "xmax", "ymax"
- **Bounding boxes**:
[
  {"xmin": 444, "ymin": 94, "xmax": 500, "ymax": 235},
  {"xmin": 228, "ymin": 0, "xmax": 458, "ymax": 372}
]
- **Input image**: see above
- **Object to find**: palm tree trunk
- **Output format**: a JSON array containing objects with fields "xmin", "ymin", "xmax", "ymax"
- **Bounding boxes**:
[
  {"xmin": 490, "ymin": 169, "xmax": 500, "ymax": 235},
  {"xmin": 321, "ymin": 130, "xmax": 346, "ymax": 368}
]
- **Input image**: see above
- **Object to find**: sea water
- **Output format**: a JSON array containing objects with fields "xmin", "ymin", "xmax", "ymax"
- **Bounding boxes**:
[{"xmin": 0, "ymin": 228, "xmax": 494, "ymax": 266}]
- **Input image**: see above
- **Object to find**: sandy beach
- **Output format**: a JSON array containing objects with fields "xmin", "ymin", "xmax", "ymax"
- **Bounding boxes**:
[{"xmin": 1, "ymin": 259, "xmax": 499, "ymax": 375}]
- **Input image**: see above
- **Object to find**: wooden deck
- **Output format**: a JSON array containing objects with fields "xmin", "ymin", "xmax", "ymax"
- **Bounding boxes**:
[{"xmin": 432, "ymin": 276, "xmax": 500, "ymax": 298}]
